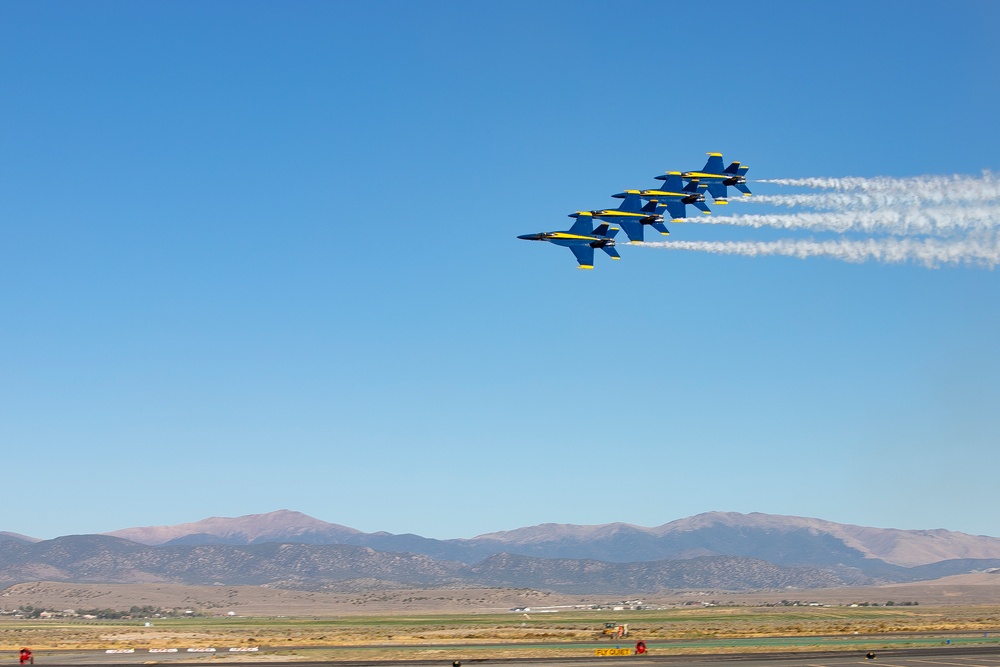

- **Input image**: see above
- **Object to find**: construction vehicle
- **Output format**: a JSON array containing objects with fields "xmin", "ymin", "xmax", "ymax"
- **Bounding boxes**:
[{"xmin": 599, "ymin": 622, "xmax": 628, "ymax": 639}]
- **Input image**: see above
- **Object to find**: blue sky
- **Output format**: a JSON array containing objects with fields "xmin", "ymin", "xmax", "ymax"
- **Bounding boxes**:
[{"xmin": 2, "ymin": 1, "xmax": 999, "ymax": 541}]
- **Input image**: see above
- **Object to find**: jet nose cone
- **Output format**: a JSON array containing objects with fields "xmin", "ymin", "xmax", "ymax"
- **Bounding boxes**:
[{"xmin": 518, "ymin": 233, "xmax": 543, "ymax": 241}]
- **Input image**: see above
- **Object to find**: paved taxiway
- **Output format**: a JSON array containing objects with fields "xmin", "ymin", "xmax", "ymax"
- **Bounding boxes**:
[{"xmin": 16, "ymin": 646, "xmax": 1000, "ymax": 667}]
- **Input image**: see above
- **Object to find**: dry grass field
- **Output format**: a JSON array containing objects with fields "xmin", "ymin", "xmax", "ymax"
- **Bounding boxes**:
[{"xmin": 1, "ymin": 577, "xmax": 998, "ymax": 659}]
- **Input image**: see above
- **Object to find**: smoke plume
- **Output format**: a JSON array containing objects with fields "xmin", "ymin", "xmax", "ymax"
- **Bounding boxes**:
[
  {"xmin": 653, "ymin": 171, "xmax": 999, "ymax": 268},
  {"xmin": 638, "ymin": 236, "xmax": 1000, "ymax": 269}
]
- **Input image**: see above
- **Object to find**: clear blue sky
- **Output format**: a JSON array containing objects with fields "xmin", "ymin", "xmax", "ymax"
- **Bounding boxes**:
[{"xmin": 2, "ymin": 1, "xmax": 999, "ymax": 541}]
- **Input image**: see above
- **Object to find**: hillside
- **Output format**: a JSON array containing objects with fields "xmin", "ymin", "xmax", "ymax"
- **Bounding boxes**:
[
  {"xmin": 3, "ymin": 512, "xmax": 999, "ymax": 595},
  {"xmin": 103, "ymin": 510, "xmax": 1000, "ymax": 568},
  {"xmin": 0, "ymin": 536, "xmax": 898, "ymax": 594}
]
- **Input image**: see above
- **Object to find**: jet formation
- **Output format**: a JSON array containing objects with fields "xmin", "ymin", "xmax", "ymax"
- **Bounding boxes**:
[{"xmin": 518, "ymin": 152, "xmax": 751, "ymax": 269}]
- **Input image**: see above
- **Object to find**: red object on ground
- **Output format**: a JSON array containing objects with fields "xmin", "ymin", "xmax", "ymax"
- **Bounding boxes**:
[{"xmin": 635, "ymin": 641, "xmax": 646, "ymax": 654}]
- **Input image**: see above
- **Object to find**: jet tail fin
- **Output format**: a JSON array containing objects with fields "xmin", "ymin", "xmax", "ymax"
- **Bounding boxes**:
[
  {"xmin": 693, "ymin": 200, "xmax": 712, "ymax": 214},
  {"xmin": 682, "ymin": 178, "xmax": 701, "ymax": 193},
  {"xmin": 702, "ymin": 153, "xmax": 725, "ymax": 173},
  {"xmin": 649, "ymin": 221, "xmax": 670, "ymax": 236},
  {"xmin": 734, "ymin": 182, "xmax": 752, "ymax": 196},
  {"xmin": 568, "ymin": 212, "xmax": 594, "ymax": 235},
  {"xmin": 656, "ymin": 171, "xmax": 685, "ymax": 191},
  {"xmin": 617, "ymin": 191, "xmax": 644, "ymax": 213},
  {"xmin": 724, "ymin": 161, "xmax": 742, "ymax": 175},
  {"xmin": 593, "ymin": 222, "xmax": 619, "ymax": 238},
  {"xmin": 601, "ymin": 245, "xmax": 621, "ymax": 260}
]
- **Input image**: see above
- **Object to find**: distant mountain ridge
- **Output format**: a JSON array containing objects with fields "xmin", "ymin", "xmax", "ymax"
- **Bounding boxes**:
[
  {"xmin": 106, "ymin": 510, "xmax": 365, "ymax": 546},
  {"xmin": 3, "ymin": 511, "xmax": 1000, "ymax": 595},
  {"xmin": 1, "ymin": 533, "xmax": 998, "ymax": 595},
  {"xmin": 103, "ymin": 510, "xmax": 1000, "ymax": 568},
  {"xmin": 653, "ymin": 512, "xmax": 1000, "ymax": 567}
]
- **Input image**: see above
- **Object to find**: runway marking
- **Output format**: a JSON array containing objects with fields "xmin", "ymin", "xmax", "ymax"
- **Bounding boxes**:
[{"xmin": 908, "ymin": 661, "xmax": 1000, "ymax": 667}]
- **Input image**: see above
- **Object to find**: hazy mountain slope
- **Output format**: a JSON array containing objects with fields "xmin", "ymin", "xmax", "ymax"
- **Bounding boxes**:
[
  {"xmin": 0, "ymin": 536, "xmax": 895, "ymax": 594},
  {"xmin": 0, "ymin": 535, "xmax": 468, "ymax": 588},
  {"xmin": 106, "ymin": 510, "xmax": 363, "ymax": 546},
  {"xmin": 645, "ymin": 512, "xmax": 1000, "ymax": 567},
  {"xmin": 78, "ymin": 509, "xmax": 1000, "ymax": 571},
  {"xmin": 473, "ymin": 512, "xmax": 1000, "ymax": 567},
  {"xmin": 472, "ymin": 522, "xmax": 873, "ymax": 568},
  {"xmin": 468, "ymin": 553, "xmax": 883, "ymax": 594}
]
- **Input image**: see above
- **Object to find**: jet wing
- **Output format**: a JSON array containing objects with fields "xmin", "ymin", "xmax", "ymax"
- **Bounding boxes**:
[
  {"xmin": 664, "ymin": 200, "xmax": 687, "ymax": 221},
  {"xmin": 705, "ymin": 181, "xmax": 729, "ymax": 202},
  {"xmin": 617, "ymin": 219, "xmax": 645, "ymax": 244},
  {"xmin": 569, "ymin": 245, "xmax": 595, "ymax": 269}
]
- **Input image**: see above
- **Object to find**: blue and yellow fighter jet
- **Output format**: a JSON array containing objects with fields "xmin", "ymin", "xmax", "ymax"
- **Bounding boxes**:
[
  {"xmin": 682, "ymin": 152, "xmax": 751, "ymax": 204},
  {"xmin": 618, "ymin": 171, "xmax": 712, "ymax": 222},
  {"xmin": 567, "ymin": 191, "xmax": 669, "ymax": 244},
  {"xmin": 517, "ymin": 218, "xmax": 620, "ymax": 269}
]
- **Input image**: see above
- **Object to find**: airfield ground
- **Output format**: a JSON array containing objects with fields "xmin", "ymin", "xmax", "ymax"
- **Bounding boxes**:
[
  {"xmin": 3, "ymin": 572, "xmax": 999, "ymax": 617},
  {"xmin": 1, "ymin": 576, "xmax": 998, "ymax": 661},
  {"xmin": 2, "ymin": 605, "xmax": 1000, "ymax": 659}
]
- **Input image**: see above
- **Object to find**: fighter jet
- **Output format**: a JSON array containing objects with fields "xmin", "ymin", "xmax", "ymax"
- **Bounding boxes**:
[
  {"xmin": 517, "ymin": 218, "xmax": 620, "ymax": 269},
  {"xmin": 682, "ymin": 152, "xmax": 751, "ymax": 204},
  {"xmin": 568, "ymin": 191, "xmax": 669, "ymax": 244},
  {"xmin": 618, "ymin": 171, "xmax": 712, "ymax": 221}
]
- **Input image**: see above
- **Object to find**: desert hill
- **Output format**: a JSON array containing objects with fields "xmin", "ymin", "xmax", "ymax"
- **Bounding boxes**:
[
  {"xmin": 103, "ymin": 510, "xmax": 1000, "ymax": 568},
  {"xmin": 0, "ymin": 536, "xmax": 895, "ymax": 593},
  {"xmin": 3, "ymin": 512, "xmax": 1000, "ymax": 596}
]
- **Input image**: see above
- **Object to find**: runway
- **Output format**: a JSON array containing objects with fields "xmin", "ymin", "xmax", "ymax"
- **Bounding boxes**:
[{"xmin": 16, "ymin": 645, "xmax": 1000, "ymax": 667}]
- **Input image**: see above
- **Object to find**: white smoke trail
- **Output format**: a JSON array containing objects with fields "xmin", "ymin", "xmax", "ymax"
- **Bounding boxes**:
[
  {"xmin": 654, "ymin": 171, "xmax": 1000, "ymax": 267},
  {"xmin": 677, "ymin": 206, "xmax": 1000, "ymax": 235},
  {"xmin": 735, "ymin": 189, "xmax": 1000, "ymax": 209},
  {"xmin": 743, "ymin": 172, "xmax": 1000, "ymax": 209},
  {"xmin": 757, "ymin": 171, "xmax": 998, "ymax": 196},
  {"xmin": 637, "ymin": 236, "xmax": 1000, "ymax": 269}
]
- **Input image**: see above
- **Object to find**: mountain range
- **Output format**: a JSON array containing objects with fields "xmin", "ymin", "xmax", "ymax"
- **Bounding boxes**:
[{"xmin": 2, "ymin": 511, "xmax": 999, "ymax": 595}]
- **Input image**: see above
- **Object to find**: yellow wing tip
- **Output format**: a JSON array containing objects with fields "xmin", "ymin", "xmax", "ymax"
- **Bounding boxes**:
[{"xmin": 578, "ymin": 265, "xmax": 594, "ymax": 270}]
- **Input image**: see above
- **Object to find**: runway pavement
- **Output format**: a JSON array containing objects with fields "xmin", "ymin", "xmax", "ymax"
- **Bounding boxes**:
[{"xmin": 14, "ymin": 645, "xmax": 1000, "ymax": 667}]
